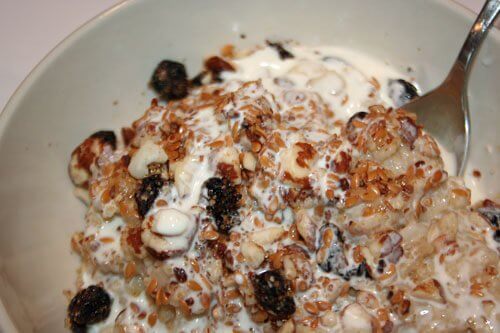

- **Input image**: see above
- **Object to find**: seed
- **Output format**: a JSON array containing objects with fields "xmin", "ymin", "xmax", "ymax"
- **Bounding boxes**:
[
  {"xmin": 201, "ymin": 293, "xmax": 211, "ymax": 309},
  {"xmin": 200, "ymin": 275, "xmax": 213, "ymax": 290},
  {"xmin": 124, "ymin": 262, "xmax": 137, "ymax": 280},
  {"xmin": 126, "ymin": 276, "xmax": 145, "ymax": 297},
  {"xmin": 179, "ymin": 300, "xmax": 191, "ymax": 316},
  {"xmin": 304, "ymin": 302, "xmax": 319, "ymax": 314},
  {"xmin": 188, "ymin": 280, "xmax": 203, "ymax": 291},
  {"xmin": 251, "ymin": 141, "xmax": 262, "ymax": 153},
  {"xmin": 158, "ymin": 305, "xmax": 176, "ymax": 323},
  {"xmin": 148, "ymin": 312, "xmax": 158, "ymax": 327},
  {"xmin": 190, "ymin": 259, "xmax": 200, "ymax": 273},
  {"xmin": 226, "ymin": 289, "xmax": 239, "ymax": 299},
  {"xmin": 156, "ymin": 199, "xmax": 168, "ymax": 207},
  {"xmin": 316, "ymin": 301, "xmax": 331, "ymax": 311},
  {"xmin": 201, "ymin": 230, "xmax": 220, "ymax": 241},
  {"xmin": 99, "ymin": 237, "xmax": 114, "ymax": 243},
  {"xmin": 212, "ymin": 305, "xmax": 224, "ymax": 321},
  {"xmin": 452, "ymin": 188, "xmax": 469, "ymax": 197},
  {"xmin": 251, "ymin": 310, "xmax": 268, "ymax": 323},
  {"xmin": 155, "ymin": 288, "xmax": 169, "ymax": 306},
  {"xmin": 226, "ymin": 303, "xmax": 241, "ymax": 314},
  {"xmin": 344, "ymin": 196, "xmax": 360, "ymax": 208},
  {"xmin": 146, "ymin": 278, "xmax": 158, "ymax": 295}
]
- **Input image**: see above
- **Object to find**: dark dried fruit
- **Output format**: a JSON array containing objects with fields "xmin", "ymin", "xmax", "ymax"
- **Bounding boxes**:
[
  {"xmin": 377, "ymin": 259, "xmax": 386, "ymax": 274},
  {"xmin": 345, "ymin": 111, "xmax": 368, "ymax": 143},
  {"xmin": 204, "ymin": 56, "xmax": 235, "ymax": 82},
  {"xmin": 174, "ymin": 267, "xmax": 187, "ymax": 283},
  {"xmin": 477, "ymin": 200, "xmax": 500, "ymax": 242},
  {"xmin": 252, "ymin": 270, "xmax": 296, "ymax": 320},
  {"xmin": 69, "ymin": 320, "xmax": 87, "ymax": 333},
  {"xmin": 388, "ymin": 79, "xmax": 419, "ymax": 107},
  {"xmin": 205, "ymin": 177, "xmax": 241, "ymax": 234},
  {"xmin": 151, "ymin": 60, "xmax": 189, "ymax": 100},
  {"xmin": 90, "ymin": 131, "xmax": 117, "ymax": 150},
  {"xmin": 266, "ymin": 41, "xmax": 294, "ymax": 60},
  {"xmin": 477, "ymin": 200, "xmax": 500, "ymax": 228},
  {"xmin": 338, "ymin": 261, "xmax": 373, "ymax": 281},
  {"xmin": 135, "ymin": 174, "xmax": 164, "ymax": 218},
  {"xmin": 68, "ymin": 285, "xmax": 111, "ymax": 326},
  {"xmin": 317, "ymin": 224, "xmax": 348, "ymax": 274}
]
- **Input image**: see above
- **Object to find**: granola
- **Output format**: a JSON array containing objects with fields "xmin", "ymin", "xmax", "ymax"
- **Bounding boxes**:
[{"xmin": 66, "ymin": 43, "xmax": 499, "ymax": 332}]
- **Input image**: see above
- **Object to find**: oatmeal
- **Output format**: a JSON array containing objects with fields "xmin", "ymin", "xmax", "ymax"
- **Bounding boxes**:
[{"xmin": 66, "ymin": 42, "xmax": 499, "ymax": 332}]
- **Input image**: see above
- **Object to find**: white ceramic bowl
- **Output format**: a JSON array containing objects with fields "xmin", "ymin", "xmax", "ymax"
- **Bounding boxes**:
[{"xmin": 0, "ymin": 0, "xmax": 498, "ymax": 331}]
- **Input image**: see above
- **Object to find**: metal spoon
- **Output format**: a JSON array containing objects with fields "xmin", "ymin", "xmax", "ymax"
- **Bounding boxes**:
[{"xmin": 402, "ymin": 0, "xmax": 499, "ymax": 176}]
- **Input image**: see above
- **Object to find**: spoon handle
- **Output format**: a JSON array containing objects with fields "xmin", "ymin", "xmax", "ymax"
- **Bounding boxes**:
[{"xmin": 447, "ymin": 0, "xmax": 499, "ymax": 86}]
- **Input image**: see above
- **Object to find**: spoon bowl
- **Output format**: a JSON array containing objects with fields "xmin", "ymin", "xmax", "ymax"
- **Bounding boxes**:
[{"xmin": 403, "ymin": 0, "xmax": 499, "ymax": 176}]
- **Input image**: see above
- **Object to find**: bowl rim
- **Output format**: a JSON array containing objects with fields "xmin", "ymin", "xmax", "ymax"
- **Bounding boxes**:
[{"xmin": 0, "ymin": 0, "xmax": 495, "ymax": 331}]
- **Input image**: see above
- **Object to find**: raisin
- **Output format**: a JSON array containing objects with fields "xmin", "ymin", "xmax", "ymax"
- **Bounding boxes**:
[
  {"xmin": 205, "ymin": 177, "xmax": 241, "ymax": 234},
  {"xmin": 388, "ymin": 79, "xmax": 419, "ymax": 107},
  {"xmin": 174, "ymin": 267, "xmax": 187, "ymax": 283},
  {"xmin": 69, "ymin": 320, "xmax": 86, "ymax": 333},
  {"xmin": 135, "ymin": 174, "xmax": 164, "ymax": 218},
  {"xmin": 89, "ymin": 131, "xmax": 117, "ymax": 150},
  {"xmin": 377, "ymin": 259, "xmax": 386, "ymax": 274},
  {"xmin": 151, "ymin": 60, "xmax": 189, "ymax": 100},
  {"xmin": 68, "ymin": 286, "xmax": 111, "ymax": 326},
  {"xmin": 266, "ymin": 41, "xmax": 294, "ymax": 60},
  {"xmin": 477, "ymin": 201, "xmax": 500, "ymax": 228},
  {"xmin": 317, "ymin": 224, "xmax": 348, "ymax": 274},
  {"xmin": 477, "ymin": 200, "xmax": 500, "ymax": 242},
  {"xmin": 342, "ymin": 261, "xmax": 373, "ymax": 281},
  {"xmin": 345, "ymin": 111, "xmax": 368, "ymax": 143},
  {"xmin": 252, "ymin": 270, "xmax": 296, "ymax": 320}
]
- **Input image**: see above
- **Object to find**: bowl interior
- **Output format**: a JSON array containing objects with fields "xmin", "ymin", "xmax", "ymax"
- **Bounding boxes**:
[{"xmin": 0, "ymin": 0, "xmax": 498, "ymax": 331}]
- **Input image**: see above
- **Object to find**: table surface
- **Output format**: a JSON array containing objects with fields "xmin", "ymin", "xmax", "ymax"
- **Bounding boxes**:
[{"xmin": 0, "ymin": 0, "xmax": 485, "ymax": 112}]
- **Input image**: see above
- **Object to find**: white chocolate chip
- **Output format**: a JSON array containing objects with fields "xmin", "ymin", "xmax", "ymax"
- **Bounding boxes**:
[
  {"xmin": 128, "ymin": 140, "xmax": 168, "ymax": 179},
  {"xmin": 152, "ymin": 208, "xmax": 190, "ymax": 236}
]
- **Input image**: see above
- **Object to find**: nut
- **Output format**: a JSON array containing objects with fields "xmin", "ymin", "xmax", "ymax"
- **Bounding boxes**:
[
  {"xmin": 128, "ymin": 140, "xmax": 168, "ymax": 179},
  {"xmin": 296, "ymin": 209, "xmax": 318, "ymax": 251},
  {"xmin": 241, "ymin": 241, "xmax": 265, "ymax": 268},
  {"xmin": 340, "ymin": 303, "xmax": 374, "ymax": 333},
  {"xmin": 242, "ymin": 152, "xmax": 258, "ymax": 171},
  {"xmin": 250, "ymin": 227, "xmax": 285, "ymax": 246}
]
